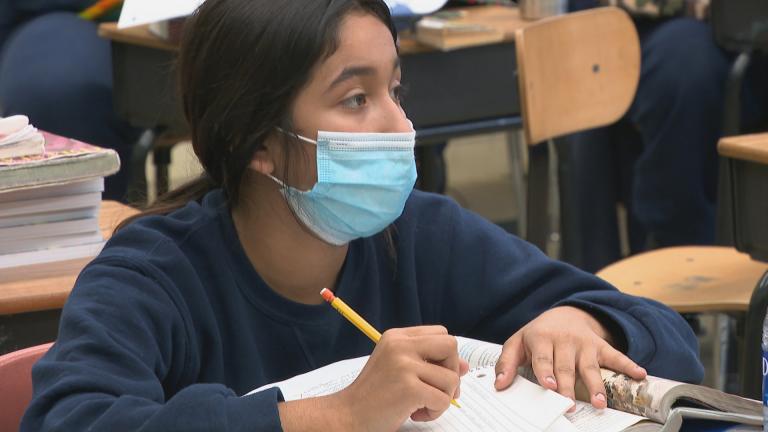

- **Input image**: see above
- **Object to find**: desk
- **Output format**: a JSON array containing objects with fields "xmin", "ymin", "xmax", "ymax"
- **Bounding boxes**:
[
  {"xmin": 717, "ymin": 133, "xmax": 768, "ymax": 399},
  {"xmin": 0, "ymin": 201, "xmax": 138, "ymax": 354},
  {"xmin": 98, "ymin": 6, "xmax": 529, "ymax": 195}
]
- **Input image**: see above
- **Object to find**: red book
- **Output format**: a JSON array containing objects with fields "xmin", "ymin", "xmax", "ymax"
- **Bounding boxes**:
[{"xmin": 0, "ymin": 132, "xmax": 120, "ymax": 193}]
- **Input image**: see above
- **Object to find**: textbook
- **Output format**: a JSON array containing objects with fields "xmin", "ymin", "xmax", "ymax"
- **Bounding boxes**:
[
  {"xmin": 0, "ymin": 177, "xmax": 106, "ymax": 270},
  {"xmin": 415, "ymin": 16, "xmax": 504, "ymax": 51},
  {"xmin": 248, "ymin": 337, "xmax": 762, "ymax": 431},
  {"xmin": 413, "ymin": 5, "xmax": 521, "ymax": 51},
  {"xmin": 0, "ymin": 131, "xmax": 120, "ymax": 193}
]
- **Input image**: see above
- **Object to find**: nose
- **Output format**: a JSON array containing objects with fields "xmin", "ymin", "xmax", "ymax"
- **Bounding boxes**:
[{"xmin": 378, "ymin": 94, "xmax": 412, "ymax": 133}]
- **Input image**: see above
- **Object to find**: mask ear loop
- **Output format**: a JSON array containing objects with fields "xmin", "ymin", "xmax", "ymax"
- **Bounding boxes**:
[
  {"xmin": 275, "ymin": 127, "xmax": 318, "ymax": 146},
  {"xmin": 266, "ymin": 127, "xmax": 317, "ymax": 193}
]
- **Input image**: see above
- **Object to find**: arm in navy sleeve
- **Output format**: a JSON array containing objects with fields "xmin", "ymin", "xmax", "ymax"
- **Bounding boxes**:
[
  {"xmin": 21, "ymin": 257, "xmax": 285, "ymax": 432},
  {"xmin": 434, "ymin": 199, "xmax": 703, "ymax": 384}
]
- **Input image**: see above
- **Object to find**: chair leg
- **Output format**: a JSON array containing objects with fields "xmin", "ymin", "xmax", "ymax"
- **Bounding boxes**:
[
  {"xmin": 125, "ymin": 128, "xmax": 158, "ymax": 206},
  {"xmin": 545, "ymin": 139, "xmax": 561, "ymax": 259},
  {"xmin": 717, "ymin": 51, "xmax": 752, "ymax": 246},
  {"xmin": 506, "ymin": 130, "xmax": 527, "ymax": 239},
  {"xmin": 526, "ymin": 143, "xmax": 550, "ymax": 253},
  {"xmin": 415, "ymin": 143, "xmax": 447, "ymax": 194},
  {"xmin": 740, "ymin": 270, "xmax": 768, "ymax": 399},
  {"xmin": 153, "ymin": 146, "xmax": 172, "ymax": 197}
]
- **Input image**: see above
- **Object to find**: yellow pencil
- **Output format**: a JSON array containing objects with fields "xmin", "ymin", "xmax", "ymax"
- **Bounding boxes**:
[
  {"xmin": 320, "ymin": 288, "xmax": 460, "ymax": 408},
  {"xmin": 79, "ymin": 0, "xmax": 123, "ymax": 20}
]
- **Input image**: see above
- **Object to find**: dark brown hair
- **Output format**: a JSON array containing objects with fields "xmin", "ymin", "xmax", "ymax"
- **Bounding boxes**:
[{"xmin": 118, "ymin": 0, "xmax": 397, "ymax": 229}]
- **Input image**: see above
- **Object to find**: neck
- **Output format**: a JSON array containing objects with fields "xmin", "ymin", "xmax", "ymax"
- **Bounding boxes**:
[{"xmin": 231, "ymin": 175, "xmax": 348, "ymax": 305}]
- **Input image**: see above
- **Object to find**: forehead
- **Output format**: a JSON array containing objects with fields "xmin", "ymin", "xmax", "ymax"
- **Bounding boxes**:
[{"xmin": 316, "ymin": 13, "xmax": 399, "ymax": 76}]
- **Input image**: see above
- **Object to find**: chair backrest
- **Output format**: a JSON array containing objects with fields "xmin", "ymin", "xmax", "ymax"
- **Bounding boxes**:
[
  {"xmin": 711, "ymin": 0, "xmax": 768, "ymax": 53},
  {"xmin": 514, "ymin": 7, "xmax": 640, "ymax": 145},
  {"xmin": 0, "ymin": 343, "xmax": 52, "ymax": 431}
]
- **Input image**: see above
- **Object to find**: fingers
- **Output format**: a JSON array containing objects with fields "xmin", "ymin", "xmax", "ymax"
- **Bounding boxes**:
[
  {"xmin": 412, "ymin": 334, "xmax": 460, "ymax": 376},
  {"xmin": 417, "ymin": 361, "xmax": 461, "ymax": 406},
  {"xmin": 552, "ymin": 342, "xmax": 577, "ymax": 410},
  {"xmin": 410, "ymin": 370, "xmax": 455, "ymax": 422},
  {"xmin": 577, "ymin": 349, "xmax": 608, "ymax": 409},
  {"xmin": 459, "ymin": 359, "xmax": 469, "ymax": 376},
  {"xmin": 599, "ymin": 343, "xmax": 647, "ymax": 380},
  {"xmin": 494, "ymin": 335, "xmax": 527, "ymax": 390},
  {"xmin": 381, "ymin": 327, "xmax": 459, "ymax": 374},
  {"xmin": 399, "ymin": 325, "xmax": 449, "ymax": 337},
  {"xmin": 456, "ymin": 359, "xmax": 469, "ymax": 399}
]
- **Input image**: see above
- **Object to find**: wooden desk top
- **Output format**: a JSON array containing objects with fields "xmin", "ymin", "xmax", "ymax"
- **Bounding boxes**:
[
  {"xmin": 0, "ymin": 201, "xmax": 138, "ymax": 315},
  {"xmin": 597, "ymin": 246, "xmax": 768, "ymax": 313},
  {"xmin": 99, "ymin": 5, "xmax": 528, "ymax": 55},
  {"xmin": 718, "ymin": 133, "xmax": 768, "ymax": 165}
]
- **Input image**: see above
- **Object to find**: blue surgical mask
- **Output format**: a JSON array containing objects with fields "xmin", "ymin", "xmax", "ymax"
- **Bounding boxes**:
[{"xmin": 269, "ymin": 127, "xmax": 418, "ymax": 245}]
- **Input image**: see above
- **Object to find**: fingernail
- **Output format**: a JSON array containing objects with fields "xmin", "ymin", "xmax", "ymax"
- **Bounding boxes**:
[
  {"xmin": 495, "ymin": 372, "xmax": 505, "ymax": 386},
  {"xmin": 545, "ymin": 376, "xmax": 557, "ymax": 387},
  {"xmin": 595, "ymin": 393, "xmax": 606, "ymax": 403},
  {"xmin": 567, "ymin": 400, "xmax": 576, "ymax": 413}
]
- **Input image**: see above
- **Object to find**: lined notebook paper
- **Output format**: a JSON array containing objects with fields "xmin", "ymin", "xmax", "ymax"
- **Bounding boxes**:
[{"xmin": 248, "ymin": 355, "xmax": 573, "ymax": 431}]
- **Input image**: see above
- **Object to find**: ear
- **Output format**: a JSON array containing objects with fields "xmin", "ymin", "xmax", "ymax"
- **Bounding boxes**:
[{"xmin": 248, "ymin": 147, "xmax": 275, "ymax": 176}]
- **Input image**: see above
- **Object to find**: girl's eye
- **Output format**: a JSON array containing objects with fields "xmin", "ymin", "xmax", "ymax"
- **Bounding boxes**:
[{"xmin": 342, "ymin": 93, "xmax": 367, "ymax": 109}]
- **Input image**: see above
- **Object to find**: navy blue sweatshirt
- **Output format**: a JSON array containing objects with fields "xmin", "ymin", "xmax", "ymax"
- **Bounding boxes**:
[{"xmin": 21, "ymin": 189, "xmax": 703, "ymax": 431}]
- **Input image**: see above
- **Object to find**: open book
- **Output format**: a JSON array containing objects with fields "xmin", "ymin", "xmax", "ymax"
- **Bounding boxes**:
[{"xmin": 248, "ymin": 337, "xmax": 762, "ymax": 431}]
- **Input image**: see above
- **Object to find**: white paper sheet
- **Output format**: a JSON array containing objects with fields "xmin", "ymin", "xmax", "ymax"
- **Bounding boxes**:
[
  {"xmin": 248, "ymin": 355, "xmax": 574, "ymax": 432},
  {"xmin": 384, "ymin": 0, "xmax": 449, "ymax": 15},
  {"xmin": 118, "ymin": 0, "xmax": 205, "ymax": 28},
  {"xmin": 399, "ymin": 368, "xmax": 573, "ymax": 432},
  {"xmin": 564, "ymin": 401, "xmax": 647, "ymax": 432}
]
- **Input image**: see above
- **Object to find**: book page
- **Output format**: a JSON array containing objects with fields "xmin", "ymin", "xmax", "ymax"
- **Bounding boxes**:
[
  {"xmin": 401, "ymin": 367, "xmax": 573, "ymax": 432},
  {"xmin": 247, "ymin": 355, "xmax": 573, "ymax": 431},
  {"xmin": 564, "ymin": 401, "xmax": 648, "ymax": 432},
  {"xmin": 245, "ymin": 356, "xmax": 367, "ymax": 400},
  {"xmin": 456, "ymin": 336, "xmax": 502, "ymax": 369}
]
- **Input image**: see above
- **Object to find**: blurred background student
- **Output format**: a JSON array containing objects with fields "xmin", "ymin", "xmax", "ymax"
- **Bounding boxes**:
[
  {"xmin": 566, "ymin": 0, "xmax": 768, "ymax": 272},
  {"xmin": 0, "ymin": 0, "xmax": 138, "ymax": 201}
]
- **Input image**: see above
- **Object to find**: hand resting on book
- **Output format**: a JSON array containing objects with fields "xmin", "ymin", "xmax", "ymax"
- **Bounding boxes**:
[{"xmin": 494, "ymin": 306, "xmax": 648, "ymax": 411}]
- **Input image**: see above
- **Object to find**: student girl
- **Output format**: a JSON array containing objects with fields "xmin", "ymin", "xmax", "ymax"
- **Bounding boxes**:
[{"xmin": 22, "ymin": 0, "xmax": 703, "ymax": 430}]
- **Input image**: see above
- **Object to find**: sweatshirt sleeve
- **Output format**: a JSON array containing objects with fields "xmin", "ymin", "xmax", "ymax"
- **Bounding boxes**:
[
  {"xmin": 433, "ymin": 200, "xmax": 703, "ymax": 384},
  {"xmin": 21, "ymin": 257, "xmax": 285, "ymax": 432}
]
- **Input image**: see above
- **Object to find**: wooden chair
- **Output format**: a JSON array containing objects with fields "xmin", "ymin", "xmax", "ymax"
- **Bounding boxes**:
[
  {"xmin": 0, "ymin": 343, "xmax": 52, "ymax": 431},
  {"xmin": 514, "ymin": 7, "xmax": 640, "ymax": 146},
  {"xmin": 513, "ymin": 6, "xmax": 640, "ymax": 253},
  {"xmin": 597, "ymin": 134, "xmax": 768, "ymax": 399},
  {"xmin": 513, "ymin": 8, "xmax": 768, "ymax": 397}
]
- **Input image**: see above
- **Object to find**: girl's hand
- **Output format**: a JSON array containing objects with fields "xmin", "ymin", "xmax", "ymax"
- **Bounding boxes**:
[
  {"xmin": 336, "ymin": 326, "xmax": 469, "ymax": 431},
  {"xmin": 493, "ymin": 306, "xmax": 647, "ymax": 410}
]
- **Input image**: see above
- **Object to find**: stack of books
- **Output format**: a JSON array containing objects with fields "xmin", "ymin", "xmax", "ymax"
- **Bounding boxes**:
[
  {"xmin": 0, "ymin": 121, "xmax": 120, "ymax": 271},
  {"xmin": 414, "ymin": 5, "xmax": 521, "ymax": 51}
]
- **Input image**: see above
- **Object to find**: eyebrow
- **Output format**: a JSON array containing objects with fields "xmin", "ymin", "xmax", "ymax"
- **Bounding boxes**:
[{"xmin": 327, "ymin": 58, "xmax": 401, "ymax": 91}]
